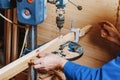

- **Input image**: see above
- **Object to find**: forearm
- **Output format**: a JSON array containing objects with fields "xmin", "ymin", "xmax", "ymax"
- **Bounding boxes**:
[
  {"xmin": 63, "ymin": 56, "xmax": 120, "ymax": 80},
  {"xmin": 63, "ymin": 61, "xmax": 99, "ymax": 80}
]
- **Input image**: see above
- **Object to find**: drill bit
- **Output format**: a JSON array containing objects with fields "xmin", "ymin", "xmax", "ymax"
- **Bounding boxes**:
[
  {"xmin": 56, "ymin": 15, "xmax": 64, "ymax": 37},
  {"xmin": 59, "ymin": 29, "xmax": 61, "ymax": 37}
]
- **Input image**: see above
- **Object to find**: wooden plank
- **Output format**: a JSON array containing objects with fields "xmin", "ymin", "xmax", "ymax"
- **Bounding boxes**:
[
  {"xmin": 11, "ymin": 8, "xmax": 18, "ymax": 61},
  {"xmin": 0, "ymin": 32, "xmax": 74, "ymax": 80},
  {"xmin": 4, "ymin": 10, "xmax": 12, "ymax": 64},
  {"xmin": 37, "ymin": 0, "xmax": 120, "ymax": 69}
]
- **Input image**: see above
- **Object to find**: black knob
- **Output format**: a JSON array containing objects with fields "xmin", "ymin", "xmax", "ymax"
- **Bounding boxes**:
[{"xmin": 77, "ymin": 6, "xmax": 82, "ymax": 10}]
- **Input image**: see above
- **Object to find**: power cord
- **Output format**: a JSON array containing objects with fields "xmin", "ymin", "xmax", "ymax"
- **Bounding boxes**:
[{"xmin": 0, "ymin": 12, "xmax": 29, "ymax": 58}]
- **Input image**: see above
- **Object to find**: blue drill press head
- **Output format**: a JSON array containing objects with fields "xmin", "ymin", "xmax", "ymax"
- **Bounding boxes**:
[
  {"xmin": 16, "ymin": 0, "xmax": 47, "ymax": 25},
  {"xmin": 0, "ymin": 0, "xmax": 16, "ymax": 9}
]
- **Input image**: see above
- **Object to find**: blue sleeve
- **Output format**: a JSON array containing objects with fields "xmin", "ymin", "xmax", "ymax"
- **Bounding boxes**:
[{"xmin": 63, "ymin": 56, "xmax": 120, "ymax": 80}]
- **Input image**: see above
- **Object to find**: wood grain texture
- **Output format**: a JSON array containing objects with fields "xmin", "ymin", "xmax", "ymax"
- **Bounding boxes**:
[
  {"xmin": 0, "ymin": 32, "xmax": 74, "ymax": 80},
  {"xmin": 12, "ymin": 8, "xmax": 18, "ymax": 61},
  {"xmin": 4, "ymin": 10, "xmax": 12, "ymax": 65},
  {"xmin": 1, "ymin": 0, "xmax": 120, "ymax": 80},
  {"xmin": 37, "ymin": 0, "xmax": 120, "ymax": 68}
]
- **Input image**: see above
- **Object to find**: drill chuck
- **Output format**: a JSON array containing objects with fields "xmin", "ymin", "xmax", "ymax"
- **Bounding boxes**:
[{"xmin": 56, "ymin": 16, "xmax": 64, "ymax": 30}]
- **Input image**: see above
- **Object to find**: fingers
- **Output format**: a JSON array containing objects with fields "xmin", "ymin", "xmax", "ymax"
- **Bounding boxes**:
[
  {"xmin": 30, "ymin": 58, "xmax": 46, "ymax": 70},
  {"xmin": 30, "ymin": 53, "xmax": 52, "ymax": 65},
  {"xmin": 99, "ymin": 24, "xmax": 110, "ymax": 36},
  {"xmin": 34, "ymin": 64, "xmax": 43, "ymax": 69},
  {"xmin": 37, "ymin": 52, "xmax": 49, "ymax": 58},
  {"xmin": 102, "ymin": 24, "xmax": 113, "ymax": 33},
  {"xmin": 101, "ymin": 21, "xmax": 114, "ymax": 27},
  {"xmin": 31, "ymin": 58, "xmax": 43, "ymax": 65},
  {"xmin": 35, "ymin": 49, "xmax": 48, "ymax": 58},
  {"xmin": 101, "ymin": 29, "xmax": 108, "ymax": 38},
  {"xmin": 101, "ymin": 29, "xmax": 113, "ymax": 41},
  {"xmin": 99, "ymin": 21, "xmax": 116, "ymax": 30},
  {"xmin": 99, "ymin": 21, "xmax": 117, "ymax": 36},
  {"xmin": 99, "ymin": 21, "xmax": 114, "ymax": 27}
]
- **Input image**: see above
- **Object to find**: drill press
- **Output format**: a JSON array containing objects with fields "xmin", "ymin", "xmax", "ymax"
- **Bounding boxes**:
[
  {"xmin": 0, "ymin": 0, "xmax": 82, "ymax": 79},
  {"xmin": 48, "ymin": 0, "xmax": 82, "ymax": 35},
  {"xmin": 0, "ymin": 0, "xmax": 47, "ymax": 80}
]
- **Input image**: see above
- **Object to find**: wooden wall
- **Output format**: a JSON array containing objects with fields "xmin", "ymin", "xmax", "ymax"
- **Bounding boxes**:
[
  {"xmin": 37, "ymin": 0, "xmax": 120, "ymax": 68},
  {"xmin": 0, "ymin": 0, "xmax": 120, "ymax": 79}
]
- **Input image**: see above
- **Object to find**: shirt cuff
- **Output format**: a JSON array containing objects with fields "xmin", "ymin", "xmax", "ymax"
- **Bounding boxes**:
[{"xmin": 63, "ymin": 61, "xmax": 80, "ymax": 79}]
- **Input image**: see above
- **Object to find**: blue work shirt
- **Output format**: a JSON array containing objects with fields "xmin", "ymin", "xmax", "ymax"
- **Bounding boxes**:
[{"xmin": 63, "ymin": 55, "xmax": 120, "ymax": 80}]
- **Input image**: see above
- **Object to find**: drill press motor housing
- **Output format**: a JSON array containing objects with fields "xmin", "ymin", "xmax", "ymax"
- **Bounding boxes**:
[
  {"xmin": 16, "ymin": 0, "xmax": 47, "ymax": 25},
  {"xmin": 0, "ymin": 0, "xmax": 16, "ymax": 9}
]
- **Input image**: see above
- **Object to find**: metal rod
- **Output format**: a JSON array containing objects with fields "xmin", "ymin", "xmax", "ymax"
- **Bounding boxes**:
[
  {"xmin": 27, "ymin": 26, "xmax": 37, "ymax": 80},
  {"xmin": 68, "ymin": 0, "xmax": 78, "ymax": 7}
]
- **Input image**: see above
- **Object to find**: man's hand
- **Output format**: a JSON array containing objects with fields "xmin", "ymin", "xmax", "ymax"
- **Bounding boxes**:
[
  {"xmin": 30, "ymin": 54, "xmax": 68, "ymax": 71},
  {"xmin": 99, "ymin": 21, "xmax": 120, "ymax": 46}
]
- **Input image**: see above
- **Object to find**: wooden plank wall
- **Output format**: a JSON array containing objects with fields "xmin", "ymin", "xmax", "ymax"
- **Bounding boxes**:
[
  {"xmin": 4, "ymin": 9, "xmax": 18, "ymax": 65},
  {"xmin": 37, "ymin": 0, "xmax": 120, "ymax": 68}
]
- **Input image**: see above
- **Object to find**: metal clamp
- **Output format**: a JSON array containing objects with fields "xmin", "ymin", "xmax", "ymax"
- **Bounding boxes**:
[{"xmin": 70, "ymin": 20, "xmax": 92, "ymax": 43}]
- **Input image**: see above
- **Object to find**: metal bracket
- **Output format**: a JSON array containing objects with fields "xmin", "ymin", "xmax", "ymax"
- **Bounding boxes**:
[
  {"xmin": 52, "ymin": 41, "xmax": 84, "ymax": 60},
  {"xmin": 70, "ymin": 20, "xmax": 80, "ymax": 43},
  {"xmin": 71, "ymin": 28, "xmax": 80, "ymax": 43},
  {"xmin": 70, "ymin": 20, "xmax": 92, "ymax": 43}
]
